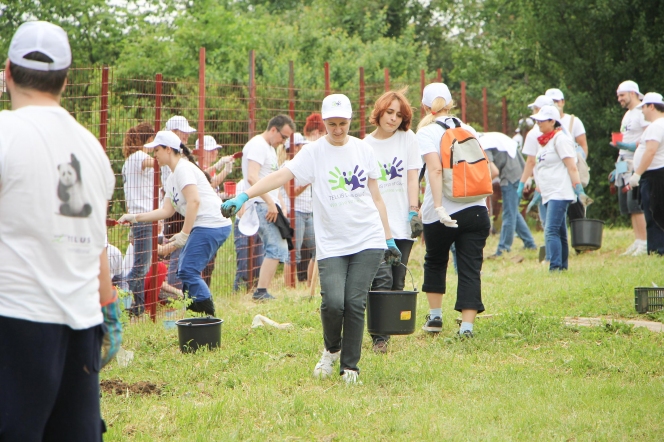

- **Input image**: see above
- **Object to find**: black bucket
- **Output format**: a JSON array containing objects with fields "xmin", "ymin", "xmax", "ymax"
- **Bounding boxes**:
[
  {"xmin": 366, "ymin": 291, "xmax": 418, "ymax": 335},
  {"xmin": 176, "ymin": 316, "xmax": 223, "ymax": 353},
  {"xmin": 570, "ymin": 219, "xmax": 604, "ymax": 251}
]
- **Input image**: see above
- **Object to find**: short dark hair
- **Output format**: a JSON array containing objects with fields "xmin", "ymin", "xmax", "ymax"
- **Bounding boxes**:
[
  {"xmin": 9, "ymin": 51, "xmax": 68, "ymax": 95},
  {"xmin": 554, "ymin": 120, "xmax": 561, "ymax": 128},
  {"xmin": 267, "ymin": 115, "xmax": 296, "ymax": 132},
  {"xmin": 652, "ymin": 103, "xmax": 664, "ymax": 113}
]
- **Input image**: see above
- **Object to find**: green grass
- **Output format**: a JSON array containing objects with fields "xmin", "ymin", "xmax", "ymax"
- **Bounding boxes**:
[{"xmin": 101, "ymin": 228, "xmax": 664, "ymax": 441}]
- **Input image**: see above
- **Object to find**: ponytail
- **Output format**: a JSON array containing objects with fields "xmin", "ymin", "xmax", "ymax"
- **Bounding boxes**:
[
  {"xmin": 417, "ymin": 97, "xmax": 456, "ymax": 131},
  {"xmin": 179, "ymin": 144, "xmax": 212, "ymax": 183}
]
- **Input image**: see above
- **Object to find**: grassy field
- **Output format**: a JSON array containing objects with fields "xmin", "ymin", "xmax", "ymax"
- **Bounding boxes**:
[{"xmin": 101, "ymin": 228, "xmax": 664, "ymax": 441}]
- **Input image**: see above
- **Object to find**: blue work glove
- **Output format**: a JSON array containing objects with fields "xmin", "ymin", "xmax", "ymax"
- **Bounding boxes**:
[
  {"xmin": 409, "ymin": 211, "xmax": 424, "ymax": 238},
  {"xmin": 516, "ymin": 181, "xmax": 525, "ymax": 200},
  {"xmin": 616, "ymin": 141, "xmax": 637, "ymax": 152},
  {"xmin": 526, "ymin": 191, "xmax": 541, "ymax": 213},
  {"xmin": 221, "ymin": 192, "xmax": 249, "ymax": 217},
  {"xmin": 384, "ymin": 238, "xmax": 402, "ymax": 266},
  {"xmin": 101, "ymin": 289, "xmax": 123, "ymax": 368},
  {"xmin": 574, "ymin": 183, "xmax": 586, "ymax": 197}
]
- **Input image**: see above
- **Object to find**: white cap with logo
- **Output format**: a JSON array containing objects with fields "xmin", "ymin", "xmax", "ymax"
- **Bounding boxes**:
[
  {"xmin": 285, "ymin": 133, "xmax": 309, "ymax": 149},
  {"xmin": 322, "ymin": 94, "xmax": 353, "ymax": 119},
  {"xmin": 9, "ymin": 21, "xmax": 72, "ymax": 71},
  {"xmin": 527, "ymin": 95, "xmax": 554, "ymax": 109},
  {"xmin": 545, "ymin": 88, "xmax": 565, "ymax": 101},
  {"xmin": 636, "ymin": 92, "xmax": 664, "ymax": 108},
  {"xmin": 422, "ymin": 83, "xmax": 452, "ymax": 108},
  {"xmin": 530, "ymin": 105, "xmax": 562, "ymax": 123},
  {"xmin": 144, "ymin": 130, "xmax": 182, "ymax": 151},
  {"xmin": 165, "ymin": 116, "xmax": 196, "ymax": 133},
  {"xmin": 195, "ymin": 135, "xmax": 222, "ymax": 151},
  {"xmin": 617, "ymin": 80, "xmax": 644, "ymax": 99}
]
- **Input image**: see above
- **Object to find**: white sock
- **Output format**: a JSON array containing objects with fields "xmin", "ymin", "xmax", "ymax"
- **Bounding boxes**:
[
  {"xmin": 429, "ymin": 308, "xmax": 442, "ymax": 319},
  {"xmin": 459, "ymin": 322, "xmax": 474, "ymax": 333}
]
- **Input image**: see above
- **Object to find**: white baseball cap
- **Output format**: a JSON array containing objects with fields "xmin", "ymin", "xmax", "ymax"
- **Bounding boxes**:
[
  {"xmin": 530, "ymin": 105, "xmax": 561, "ymax": 123},
  {"xmin": 165, "ymin": 116, "xmax": 196, "ymax": 133},
  {"xmin": 195, "ymin": 135, "xmax": 222, "ymax": 151},
  {"xmin": 285, "ymin": 132, "xmax": 309, "ymax": 149},
  {"xmin": 322, "ymin": 94, "xmax": 353, "ymax": 119},
  {"xmin": 144, "ymin": 130, "xmax": 182, "ymax": 150},
  {"xmin": 617, "ymin": 80, "xmax": 644, "ymax": 99},
  {"xmin": 422, "ymin": 83, "xmax": 452, "ymax": 108},
  {"xmin": 636, "ymin": 92, "xmax": 664, "ymax": 108},
  {"xmin": 527, "ymin": 95, "xmax": 554, "ymax": 109},
  {"xmin": 545, "ymin": 88, "xmax": 565, "ymax": 101},
  {"xmin": 9, "ymin": 21, "xmax": 72, "ymax": 71}
]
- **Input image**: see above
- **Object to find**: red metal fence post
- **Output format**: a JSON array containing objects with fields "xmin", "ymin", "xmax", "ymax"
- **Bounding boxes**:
[
  {"xmin": 287, "ymin": 60, "xmax": 296, "ymax": 288},
  {"xmin": 384, "ymin": 68, "xmax": 390, "ymax": 92},
  {"xmin": 482, "ymin": 87, "xmax": 489, "ymax": 132},
  {"xmin": 99, "ymin": 66, "xmax": 109, "ymax": 151},
  {"xmin": 436, "ymin": 68, "xmax": 442, "ymax": 83},
  {"xmin": 324, "ymin": 62, "xmax": 330, "ymax": 96},
  {"xmin": 359, "ymin": 67, "xmax": 366, "ymax": 139},
  {"xmin": 420, "ymin": 69, "xmax": 425, "ymax": 119},
  {"xmin": 196, "ymin": 47, "xmax": 206, "ymax": 165},
  {"xmin": 502, "ymin": 97, "xmax": 508, "ymax": 134},
  {"xmin": 461, "ymin": 81, "xmax": 467, "ymax": 123},
  {"xmin": 147, "ymin": 73, "xmax": 163, "ymax": 322},
  {"xmin": 248, "ymin": 50, "xmax": 256, "ymax": 138}
]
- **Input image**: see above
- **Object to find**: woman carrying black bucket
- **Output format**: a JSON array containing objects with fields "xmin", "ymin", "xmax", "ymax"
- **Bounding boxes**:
[
  {"xmin": 417, "ymin": 83, "xmax": 490, "ymax": 338},
  {"xmin": 363, "ymin": 89, "xmax": 422, "ymax": 353},
  {"xmin": 222, "ymin": 94, "xmax": 401, "ymax": 384}
]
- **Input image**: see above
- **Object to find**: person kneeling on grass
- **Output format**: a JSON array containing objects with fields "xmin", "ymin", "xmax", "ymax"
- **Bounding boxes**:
[
  {"xmin": 222, "ymin": 94, "xmax": 401, "ymax": 384},
  {"xmin": 119, "ymin": 131, "xmax": 232, "ymax": 316}
]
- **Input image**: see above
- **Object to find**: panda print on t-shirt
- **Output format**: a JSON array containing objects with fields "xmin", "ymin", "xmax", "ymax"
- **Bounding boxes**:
[{"xmin": 57, "ymin": 153, "xmax": 92, "ymax": 218}]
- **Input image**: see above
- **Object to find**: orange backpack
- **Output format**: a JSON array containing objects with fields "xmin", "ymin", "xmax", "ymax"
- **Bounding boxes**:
[{"xmin": 436, "ymin": 120, "xmax": 493, "ymax": 203}]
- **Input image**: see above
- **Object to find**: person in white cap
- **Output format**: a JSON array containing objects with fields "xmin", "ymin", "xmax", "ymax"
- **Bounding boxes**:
[
  {"xmin": 530, "ymin": 105, "xmax": 587, "ymax": 271},
  {"xmin": 0, "ymin": 21, "xmax": 116, "ymax": 439},
  {"xmin": 612, "ymin": 80, "xmax": 649, "ymax": 256},
  {"xmin": 517, "ymin": 95, "xmax": 554, "ymax": 204},
  {"xmin": 221, "ymin": 94, "xmax": 400, "ymax": 384},
  {"xmin": 363, "ymin": 88, "xmax": 422, "ymax": 353},
  {"xmin": 119, "ymin": 130, "xmax": 233, "ymax": 315},
  {"xmin": 415, "ymin": 82, "xmax": 490, "ymax": 338},
  {"xmin": 629, "ymin": 92, "xmax": 664, "ymax": 255},
  {"xmin": 161, "ymin": 115, "xmax": 196, "ymax": 187},
  {"xmin": 197, "ymin": 135, "xmax": 234, "ymax": 188}
]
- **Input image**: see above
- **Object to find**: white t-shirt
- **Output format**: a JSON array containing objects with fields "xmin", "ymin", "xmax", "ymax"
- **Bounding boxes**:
[
  {"xmin": 0, "ymin": 106, "xmax": 115, "ymax": 329},
  {"xmin": 241, "ymin": 135, "xmax": 280, "ymax": 205},
  {"xmin": 619, "ymin": 107, "xmax": 649, "ymax": 158},
  {"xmin": 285, "ymin": 136, "xmax": 386, "ymax": 260},
  {"xmin": 122, "ymin": 150, "xmax": 154, "ymax": 214},
  {"xmin": 634, "ymin": 118, "xmax": 664, "ymax": 172},
  {"xmin": 533, "ymin": 131, "xmax": 576, "ymax": 204},
  {"xmin": 561, "ymin": 114, "xmax": 586, "ymax": 140},
  {"xmin": 364, "ymin": 130, "xmax": 422, "ymax": 239},
  {"xmin": 522, "ymin": 125, "xmax": 543, "ymax": 157},
  {"xmin": 107, "ymin": 243, "xmax": 124, "ymax": 279},
  {"xmin": 165, "ymin": 159, "xmax": 231, "ymax": 229},
  {"xmin": 280, "ymin": 160, "xmax": 313, "ymax": 214},
  {"xmin": 417, "ymin": 117, "xmax": 487, "ymax": 223}
]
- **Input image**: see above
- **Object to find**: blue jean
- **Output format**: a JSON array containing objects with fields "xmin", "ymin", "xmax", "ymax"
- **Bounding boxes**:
[
  {"xmin": 255, "ymin": 202, "xmax": 288, "ymax": 261},
  {"xmin": 295, "ymin": 211, "xmax": 315, "ymax": 263},
  {"xmin": 640, "ymin": 178, "xmax": 664, "ymax": 255},
  {"xmin": 539, "ymin": 201, "xmax": 550, "ymax": 261},
  {"xmin": 233, "ymin": 219, "xmax": 264, "ymax": 291},
  {"xmin": 167, "ymin": 247, "xmax": 183, "ymax": 290},
  {"xmin": 544, "ymin": 200, "xmax": 572, "ymax": 271},
  {"xmin": 496, "ymin": 181, "xmax": 537, "ymax": 254},
  {"xmin": 178, "ymin": 226, "xmax": 231, "ymax": 302},
  {"xmin": 127, "ymin": 222, "xmax": 152, "ymax": 314}
]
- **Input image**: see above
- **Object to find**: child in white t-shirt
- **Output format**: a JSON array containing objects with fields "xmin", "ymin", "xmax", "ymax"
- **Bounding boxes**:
[{"xmin": 222, "ymin": 94, "xmax": 400, "ymax": 384}]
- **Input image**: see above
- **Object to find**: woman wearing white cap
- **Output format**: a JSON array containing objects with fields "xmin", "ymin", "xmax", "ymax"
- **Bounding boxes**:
[
  {"xmin": 119, "ymin": 131, "xmax": 232, "ymax": 315},
  {"xmin": 629, "ymin": 92, "xmax": 664, "ymax": 255},
  {"xmin": 197, "ymin": 135, "xmax": 234, "ymax": 188},
  {"xmin": 416, "ymin": 83, "xmax": 490, "ymax": 338},
  {"xmin": 363, "ymin": 88, "xmax": 422, "ymax": 352},
  {"xmin": 221, "ymin": 94, "xmax": 401, "ymax": 383},
  {"xmin": 530, "ymin": 105, "xmax": 587, "ymax": 271}
]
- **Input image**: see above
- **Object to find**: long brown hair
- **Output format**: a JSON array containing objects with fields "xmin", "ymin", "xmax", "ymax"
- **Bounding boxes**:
[
  {"xmin": 122, "ymin": 123, "xmax": 155, "ymax": 158},
  {"xmin": 369, "ymin": 88, "xmax": 413, "ymax": 131}
]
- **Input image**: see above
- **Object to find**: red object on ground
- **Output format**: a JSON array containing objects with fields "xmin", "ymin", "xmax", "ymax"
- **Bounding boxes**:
[
  {"xmin": 612, "ymin": 132, "xmax": 623, "ymax": 144},
  {"xmin": 223, "ymin": 181, "xmax": 237, "ymax": 196},
  {"xmin": 144, "ymin": 261, "xmax": 168, "ymax": 304}
]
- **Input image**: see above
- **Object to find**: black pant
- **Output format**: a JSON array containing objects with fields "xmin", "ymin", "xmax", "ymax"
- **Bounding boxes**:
[
  {"xmin": 422, "ymin": 206, "xmax": 490, "ymax": 313},
  {"xmin": 0, "ymin": 316, "xmax": 104, "ymax": 441}
]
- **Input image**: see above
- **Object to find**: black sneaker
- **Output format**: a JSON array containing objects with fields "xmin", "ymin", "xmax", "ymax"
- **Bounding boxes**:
[
  {"xmin": 252, "ymin": 291, "xmax": 276, "ymax": 302},
  {"xmin": 422, "ymin": 315, "xmax": 443, "ymax": 333},
  {"xmin": 458, "ymin": 330, "xmax": 474, "ymax": 339}
]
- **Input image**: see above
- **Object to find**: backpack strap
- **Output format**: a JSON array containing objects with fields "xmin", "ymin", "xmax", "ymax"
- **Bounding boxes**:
[
  {"xmin": 435, "ymin": 121, "xmax": 450, "ymax": 130},
  {"xmin": 568, "ymin": 114, "xmax": 575, "ymax": 134}
]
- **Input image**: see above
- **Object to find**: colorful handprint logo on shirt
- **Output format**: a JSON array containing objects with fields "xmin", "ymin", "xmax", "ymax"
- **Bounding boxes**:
[
  {"xmin": 383, "ymin": 157, "xmax": 404, "ymax": 180},
  {"xmin": 170, "ymin": 187, "xmax": 180, "ymax": 209},
  {"xmin": 328, "ymin": 165, "xmax": 366, "ymax": 191}
]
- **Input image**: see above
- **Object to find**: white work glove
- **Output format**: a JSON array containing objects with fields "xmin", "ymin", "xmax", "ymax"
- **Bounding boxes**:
[
  {"xmin": 118, "ymin": 214, "xmax": 138, "ymax": 224},
  {"xmin": 435, "ymin": 206, "xmax": 458, "ymax": 228},
  {"xmin": 214, "ymin": 155, "xmax": 234, "ymax": 172},
  {"xmin": 628, "ymin": 173, "xmax": 641, "ymax": 188},
  {"xmin": 168, "ymin": 231, "xmax": 190, "ymax": 249}
]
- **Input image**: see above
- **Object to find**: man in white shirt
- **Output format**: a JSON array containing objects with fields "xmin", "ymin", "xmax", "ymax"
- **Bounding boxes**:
[
  {"xmin": 613, "ymin": 81, "xmax": 648, "ymax": 256},
  {"xmin": 0, "ymin": 22, "xmax": 115, "ymax": 439},
  {"xmin": 241, "ymin": 115, "xmax": 295, "ymax": 301}
]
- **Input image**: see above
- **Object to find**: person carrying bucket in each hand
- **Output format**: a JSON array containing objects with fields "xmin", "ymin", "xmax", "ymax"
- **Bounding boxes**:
[
  {"xmin": 222, "ymin": 94, "xmax": 401, "ymax": 384},
  {"xmin": 363, "ymin": 88, "xmax": 422, "ymax": 353}
]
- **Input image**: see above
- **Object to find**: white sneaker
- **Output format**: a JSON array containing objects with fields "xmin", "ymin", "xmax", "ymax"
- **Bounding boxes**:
[
  {"xmin": 631, "ymin": 242, "xmax": 648, "ymax": 256},
  {"xmin": 341, "ymin": 369, "xmax": 360, "ymax": 384},
  {"xmin": 620, "ymin": 241, "xmax": 639, "ymax": 256},
  {"xmin": 313, "ymin": 349, "xmax": 339, "ymax": 379}
]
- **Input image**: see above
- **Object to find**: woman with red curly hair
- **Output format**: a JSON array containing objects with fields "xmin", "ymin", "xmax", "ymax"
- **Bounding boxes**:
[
  {"xmin": 363, "ymin": 89, "xmax": 422, "ymax": 353},
  {"xmin": 303, "ymin": 113, "xmax": 326, "ymax": 142}
]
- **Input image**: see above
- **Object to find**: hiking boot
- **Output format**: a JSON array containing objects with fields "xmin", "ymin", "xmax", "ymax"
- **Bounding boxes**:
[
  {"xmin": 372, "ymin": 340, "xmax": 388, "ymax": 354},
  {"xmin": 422, "ymin": 315, "xmax": 443, "ymax": 333},
  {"xmin": 252, "ymin": 290, "xmax": 275, "ymax": 302},
  {"xmin": 312, "ymin": 349, "xmax": 340, "ymax": 379},
  {"xmin": 458, "ymin": 330, "xmax": 474, "ymax": 339},
  {"xmin": 341, "ymin": 369, "xmax": 360, "ymax": 384}
]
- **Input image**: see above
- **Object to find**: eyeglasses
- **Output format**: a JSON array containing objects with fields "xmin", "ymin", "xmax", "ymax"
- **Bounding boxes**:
[{"xmin": 278, "ymin": 130, "xmax": 289, "ymax": 141}]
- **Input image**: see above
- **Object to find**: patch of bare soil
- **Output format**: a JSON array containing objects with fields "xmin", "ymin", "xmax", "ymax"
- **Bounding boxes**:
[{"xmin": 101, "ymin": 379, "xmax": 163, "ymax": 396}]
